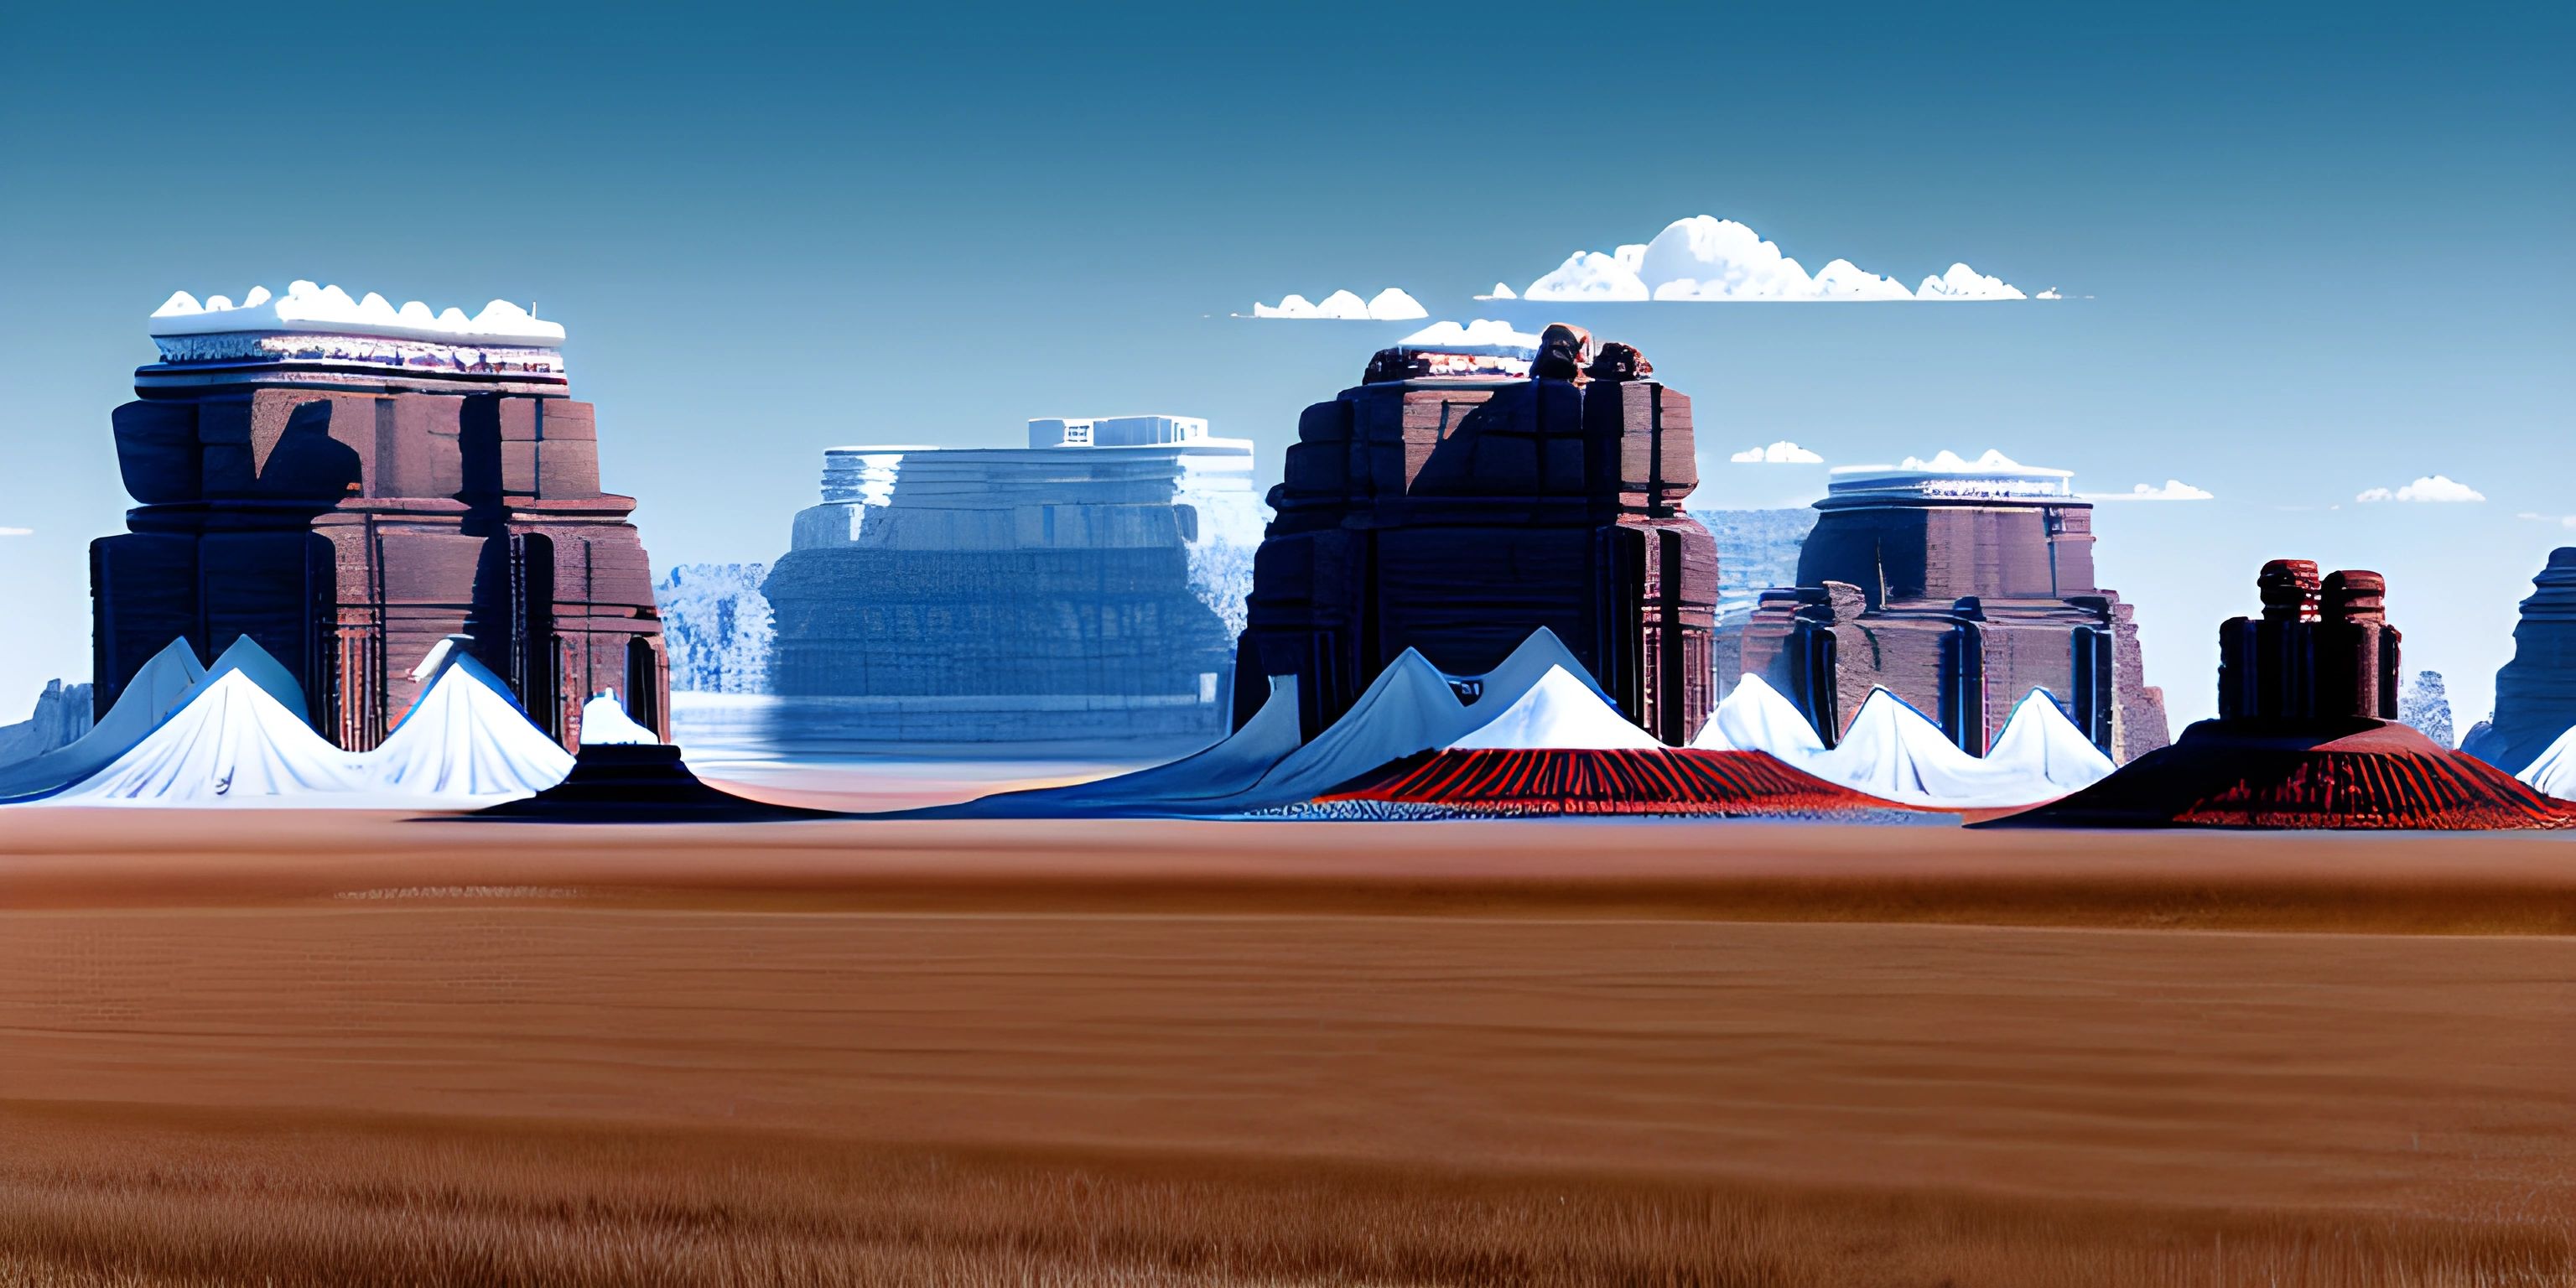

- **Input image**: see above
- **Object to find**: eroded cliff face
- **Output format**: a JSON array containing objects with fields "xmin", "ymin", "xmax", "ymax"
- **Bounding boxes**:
[
  {"xmin": 654, "ymin": 564, "xmax": 772, "ymax": 694},
  {"xmin": 2464, "ymin": 548, "xmax": 2576, "ymax": 773},
  {"xmin": 0, "ymin": 680, "xmax": 95, "ymax": 767},
  {"xmin": 1731, "ymin": 496, "xmax": 2168, "ymax": 763},
  {"xmin": 1239, "ymin": 332, "xmax": 1716, "ymax": 745}
]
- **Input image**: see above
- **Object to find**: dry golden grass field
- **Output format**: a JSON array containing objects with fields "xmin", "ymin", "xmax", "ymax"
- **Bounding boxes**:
[{"xmin": 0, "ymin": 808, "xmax": 2570, "ymax": 1285}]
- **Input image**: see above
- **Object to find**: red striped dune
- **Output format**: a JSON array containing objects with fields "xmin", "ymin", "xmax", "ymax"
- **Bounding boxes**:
[
  {"xmin": 1315, "ymin": 747, "xmax": 1928, "ymax": 818},
  {"xmin": 1986, "ymin": 720, "xmax": 2576, "ymax": 830}
]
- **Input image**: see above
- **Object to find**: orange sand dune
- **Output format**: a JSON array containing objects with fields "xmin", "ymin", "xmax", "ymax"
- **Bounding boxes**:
[{"xmin": 0, "ymin": 811, "xmax": 2570, "ymax": 1284}]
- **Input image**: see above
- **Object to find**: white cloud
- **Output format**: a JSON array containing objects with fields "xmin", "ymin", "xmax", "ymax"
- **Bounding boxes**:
[
  {"xmin": 2357, "ymin": 475, "xmax": 2485, "ymax": 504},
  {"xmin": 1915, "ymin": 263, "xmax": 2027, "ymax": 300},
  {"xmin": 1478, "ymin": 281, "xmax": 1518, "ymax": 300},
  {"xmin": 0, "ymin": 527, "xmax": 29, "ymax": 537},
  {"xmin": 1729, "ymin": 440, "xmax": 1825, "ymax": 464},
  {"xmin": 1519, "ymin": 216, "xmax": 2025, "ymax": 302},
  {"xmin": 2517, "ymin": 512, "xmax": 2576, "ymax": 529},
  {"xmin": 2083, "ymin": 480, "xmax": 2215, "ymax": 501},
  {"xmin": 2035, "ymin": 288, "xmax": 2063, "ymax": 300},
  {"xmin": 1249, "ymin": 287, "xmax": 1426, "ymax": 320}
]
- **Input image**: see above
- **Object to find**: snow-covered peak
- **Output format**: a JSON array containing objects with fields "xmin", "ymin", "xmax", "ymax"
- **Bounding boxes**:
[{"xmin": 150, "ymin": 280, "xmax": 565, "ymax": 345}]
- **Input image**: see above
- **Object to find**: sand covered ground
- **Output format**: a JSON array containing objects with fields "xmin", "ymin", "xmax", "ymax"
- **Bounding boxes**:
[{"xmin": 0, "ymin": 808, "xmax": 2570, "ymax": 1285}]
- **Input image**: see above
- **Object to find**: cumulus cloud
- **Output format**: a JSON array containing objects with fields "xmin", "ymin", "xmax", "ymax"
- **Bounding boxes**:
[
  {"xmin": 2035, "ymin": 288, "xmax": 2063, "ymax": 300},
  {"xmin": 0, "ymin": 527, "xmax": 29, "ymax": 537},
  {"xmin": 1249, "ymin": 287, "xmax": 1426, "ymax": 320},
  {"xmin": 2357, "ymin": 475, "xmax": 2485, "ymax": 503},
  {"xmin": 1729, "ymin": 440, "xmax": 1825, "ymax": 464},
  {"xmin": 1517, "ymin": 216, "xmax": 2026, "ymax": 302},
  {"xmin": 2083, "ymin": 480, "xmax": 2215, "ymax": 501}
]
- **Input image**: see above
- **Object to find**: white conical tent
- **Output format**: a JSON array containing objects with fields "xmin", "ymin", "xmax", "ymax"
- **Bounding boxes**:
[
  {"xmin": 1452, "ymin": 665, "xmax": 1664, "ymax": 750},
  {"xmin": 578, "ymin": 689, "xmax": 660, "ymax": 745},
  {"xmin": 360, "ymin": 653, "xmax": 573, "ymax": 801},
  {"xmin": 203, "ymin": 634, "xmax": 314, "ymax": 720},
  {"xmin": 1983, "ymin": 689, "xmax": 2116, "ymax": 795},
  {"xmin": 2518, "ymin": 724, "xmax": 2576, "ymax": 800},
  {"xmin": 1690, "ymin": 674, "xmax": 1827, "ymax": 756},
  {"xmin": 1807, "ymin": 688, "xmax": 1997, "ymax": 805},
  {"xmin": 1464, "ymin": 627, "xmax": 1613, "ymax": 710},
  {"xmin": 1005, "ymin": 674, "xmax": 1305, "ymax": 809},
  {"xmin": 1791, "ymin": 686, "xmax": 2107, "ymax": 808},
  {"xmin": 0, "ymin": 636, "xmax": 205, "ymax": 801},
  {"xmin": 1221, "ymin": 649, "xmax": 1472, "ymax": 805},
  {"xmin": 42, "ymin": 669, "xmax": 364, "ymax": 806}
]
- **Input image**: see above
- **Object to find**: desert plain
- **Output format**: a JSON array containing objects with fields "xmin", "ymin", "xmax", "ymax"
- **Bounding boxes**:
[{"xmin": 0, "ymin": 797, "xmax": 2570, "ymax": 1286}]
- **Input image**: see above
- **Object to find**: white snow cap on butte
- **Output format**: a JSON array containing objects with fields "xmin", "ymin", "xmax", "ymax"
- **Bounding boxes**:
[
  {"xmin": 150, "ymin": 280, "xmax": 565, "ymax": 345},
  {"xmin": 1516, "ymin": 216, "xmax": 2028, "ymax": 302},
  {"xmin": 1398, "ymin": 319, "xmax": 1540, "ymax": 354}
]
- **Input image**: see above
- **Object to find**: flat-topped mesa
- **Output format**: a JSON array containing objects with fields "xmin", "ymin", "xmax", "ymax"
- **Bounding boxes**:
[
  {"xmin": 2464, "ymin": 548, "xmax": 2576, "ymax": 775},
  {"xmin": 760, "ymin": 415, "xmax": 1265, "ymax": 745},
  {"xmin": 1239, "ymin": 325, "xmax": 1716, "ymax": 745},
  {"xmin": 91, "ymin": 284, "xmax": 665, "ymax": 752},
  {"xmin": 143, "ymin": 280, "xmax": 566, "ymax": 395},
  {"xmin": 1731, "ymin": 449, "xmax": 2168, "ymax": 762}
]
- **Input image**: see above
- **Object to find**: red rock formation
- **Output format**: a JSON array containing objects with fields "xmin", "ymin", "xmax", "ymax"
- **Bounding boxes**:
[
  {"xmin": 91, "ymin": 308, "xmax": 666, "ymax": 750},
  {"xmin": 1989, "ymin": 561, "xmax": 2576, "ymax": 830},
  {"xmin": 1316, "ymin": 748, "xmax": 1918, "ymax": 818},
  {"xmin": 1732, "ymin": 457, "xmax": 2167, "ymax": 761},
  {"xmin": 1235, "ymin": 330, "xmax": 1717, "ymax": 745}
]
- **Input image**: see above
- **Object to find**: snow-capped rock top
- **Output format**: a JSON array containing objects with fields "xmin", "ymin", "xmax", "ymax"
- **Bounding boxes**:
[
  {"xmin": 1395, "ymin": 319, "xmax": 1540, "ymax": 355},
  {"xmin": 150, "ymin": 280, "xmax": 564, "ymax": 345}
]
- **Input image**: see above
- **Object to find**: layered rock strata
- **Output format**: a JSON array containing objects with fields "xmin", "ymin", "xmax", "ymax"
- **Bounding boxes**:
[
  {"xmin": 1732, "ymin": 453, "xmax": 2168, "ymax": 761},
  {"xmin": 1236, "ymin": 327, "xmax": 1718, "ymax": 745},
  {"xmin": 91, "ymin": 283, "xmax": 666, "ymax": 750},
  {"xmin": 2463, "ymin": 548, "xmax": 2576, "ymax": 774},
  {"xmin": 761, "ymin": 417, "xmax": 1259, "ymax": 744}
]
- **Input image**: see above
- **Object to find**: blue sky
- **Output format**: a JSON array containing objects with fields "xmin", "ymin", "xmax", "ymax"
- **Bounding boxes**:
[{"xmin": 2, "ymin": 1, "xmax": 2568, "ymax": 727}]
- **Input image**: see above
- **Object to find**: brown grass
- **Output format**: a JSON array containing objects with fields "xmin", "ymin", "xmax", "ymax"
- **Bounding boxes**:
[
  {"xmin": 0, "ymin": 1104, "xmax": 2565, "ymax": 1287},
  {"xmin": 2, "ymin": 811, "xmax": 2573, "ymax": 1285}
]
